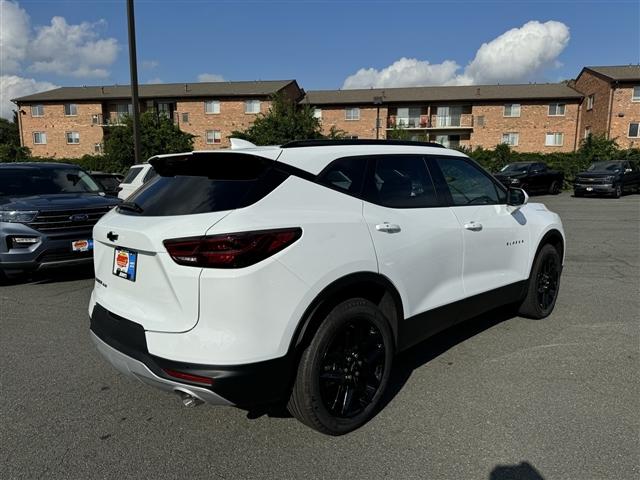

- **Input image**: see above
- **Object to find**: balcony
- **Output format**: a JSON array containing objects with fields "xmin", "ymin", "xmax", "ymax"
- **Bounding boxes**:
[{"xmin": 387, "ymin": 114, "xmax": 474, "ymax": 129}]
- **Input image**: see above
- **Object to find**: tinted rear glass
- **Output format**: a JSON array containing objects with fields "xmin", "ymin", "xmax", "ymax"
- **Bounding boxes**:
[
  {"xmin": 0, "ymin": 167, "xmax": 101, "ymax": 197},
  {"xmin": 318, "ymin": 157, "xmax": 367, "ymax": 195},
  {"xmin": 122, "ymin": 153, "xmax": 286, "ymax": 216}
]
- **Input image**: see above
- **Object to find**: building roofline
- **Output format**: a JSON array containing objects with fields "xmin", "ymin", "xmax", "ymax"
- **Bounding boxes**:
[{"xmin": 12, "ymin": 79, "xmax": 300, "ymax": 103}]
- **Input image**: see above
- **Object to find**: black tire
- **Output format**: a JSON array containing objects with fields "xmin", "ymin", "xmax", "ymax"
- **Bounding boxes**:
[
  {"xmin": 548, "ymin": 180, "xmax": 561, "ymax": 195},
  {"xmin": 518, "ymin": 244, "xmax": 562, "ymax": 319},
  {"xmin": 287, "ymin": 298, "xmax": 393, "ymax": 435},
  {"xmin": 613, "ymin": 185, "xmax": 622, "ymax": 198}
]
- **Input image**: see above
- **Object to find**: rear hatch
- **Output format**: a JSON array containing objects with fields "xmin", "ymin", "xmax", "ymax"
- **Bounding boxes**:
[{"xmin": 92, "ymin": 150, "xmax": 284, "ymax": 333}]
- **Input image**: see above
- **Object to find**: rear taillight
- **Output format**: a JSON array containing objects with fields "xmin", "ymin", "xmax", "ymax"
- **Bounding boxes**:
[
  {"xmin": 163, "ymin": 227, "xmax": 302, "ymax": 268},
  {"xmin": 162, "ymin": 368, "xmax": 213, "ymax": 386}
]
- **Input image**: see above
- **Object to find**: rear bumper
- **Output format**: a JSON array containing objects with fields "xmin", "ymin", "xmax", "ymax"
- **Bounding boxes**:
[
  {"xmin": 91, "ymin": 332, "xmax": 231, "ymax": 405},
  {"xmin": 90, "ymin": 303, "xmax": 295, "ymax": 407}
]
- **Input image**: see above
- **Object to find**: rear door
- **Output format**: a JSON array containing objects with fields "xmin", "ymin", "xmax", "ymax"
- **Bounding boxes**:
[
  {"xmin": 362, "ymin": 155, "xmax": 464, "ymax": 318},
  {"xmin": 429, "ymin": 156, "xmax": 529, "ymax": 297},
  {"xmin": 92, "ymin": 151, "xmax": 283, "ymax": 333}
]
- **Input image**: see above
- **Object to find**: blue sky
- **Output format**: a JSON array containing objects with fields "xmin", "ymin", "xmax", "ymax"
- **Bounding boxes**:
[{"xmin": 1, "ymin": 0, "xmax": 639, "ymax": 116}]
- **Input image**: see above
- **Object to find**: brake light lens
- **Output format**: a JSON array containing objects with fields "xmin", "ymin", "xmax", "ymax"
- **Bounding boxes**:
[
  {"xmin": 162, "ymin": 368, "xmax": 213, "ymax": 386},
  {"xmin": 164, "ymin": 227, "xmax": 302, "ymax": 268}
]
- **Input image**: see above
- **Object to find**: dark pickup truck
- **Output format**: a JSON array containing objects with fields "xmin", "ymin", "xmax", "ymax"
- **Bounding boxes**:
[
  {"xmin": 494, "ymin": 162, "xmax": 563, "ymax": 195},
  {"xmin": 0, "ymin": 162, "xmax": 119, "ymax": 278},
  {"xmin": 574, "ymin": 160, "xmax": 640, "ymax": 198}
]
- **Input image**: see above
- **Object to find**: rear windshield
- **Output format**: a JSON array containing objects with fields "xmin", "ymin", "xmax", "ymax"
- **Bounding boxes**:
[
  {"xmin": 0, "ymin": 167, "xmax": 102, "ymax": 197},
  {"xmin": 122, "ymin": 153, "xmax": 287, "ymax": 216},
  {"xmin": 122, "ymin": 166, "xmax": 143, "ymax": 184},
  {"xmin": 94, "ymin": 175, "xmax": 121, "ymax": 190}
]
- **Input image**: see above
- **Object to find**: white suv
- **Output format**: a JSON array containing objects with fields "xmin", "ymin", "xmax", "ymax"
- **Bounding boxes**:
[{"xmin": 89, "ymin": 140, "xmax": 564, "ymax": 435}]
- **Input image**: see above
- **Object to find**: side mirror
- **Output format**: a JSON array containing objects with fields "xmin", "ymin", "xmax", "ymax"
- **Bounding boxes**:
[{"xmin": 507, "ymin": 187, "xmax": 528, "ymax": 207}]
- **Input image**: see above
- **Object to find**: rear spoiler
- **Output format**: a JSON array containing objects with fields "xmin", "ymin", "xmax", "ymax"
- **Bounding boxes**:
[
  {"xmin": 230, "ymin": 138, "xmax": 258, "ymax": 150},
  {"xmin": 149, "ymin": 151, "xmax": 274, "ymax": 179}
]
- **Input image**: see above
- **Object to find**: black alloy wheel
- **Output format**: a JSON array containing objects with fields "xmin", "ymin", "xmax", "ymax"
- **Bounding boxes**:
[
  {"xmin": 536, "ymin": 254, "xmax": 560, "ymax": 311},
  {"xmin": 318, "ymin": 319, "xmax": 386, "ymax": 418},
  {"xmin": 518, "ymin": 243, "xmax": 562, "ymax": 319},
  {"xmin": 288, "ymin": 298, "xmax": 393, "ymax": 435}
]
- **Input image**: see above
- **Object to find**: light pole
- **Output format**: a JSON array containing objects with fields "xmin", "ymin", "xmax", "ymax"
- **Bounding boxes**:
[
  {"xmin": 127, "ymin": 0, "xmax": 142, "ymax": 164},
  {"xmin": 373, "ymin": 96, "xmax": 383, "ymax": 139}
]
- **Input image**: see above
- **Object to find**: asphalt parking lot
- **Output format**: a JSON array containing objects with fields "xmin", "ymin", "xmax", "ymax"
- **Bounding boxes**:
[{"xmin": 1, "ymin": 192, "xmax": 638, "ymax": 480}]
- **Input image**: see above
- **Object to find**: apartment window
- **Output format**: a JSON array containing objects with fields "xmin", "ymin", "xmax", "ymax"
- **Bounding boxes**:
[
  {"xmin": 64, "ymin": 103, "xmax": 78, "ymax": 116},
  {"xmin": 205, "ymin": 130, "xmax": 221, "ymax": 144},
  {"xmin": 345, "ymin": 107, "xmax": 360, "ymax": 121},
  {"xmin": 94, "ymin": 143, "xmax": 103, "ymax": 154},
  {"xmin": 114, "ymin": 103, "xmax": 133, "ymax": 122},
  {"xmin": 33, "ymin": 132, "xmax": 47, "ymax": 144},
  {"xmin": 476, "ymin": 115, "xmax": 485, "ymax": 127},
  {"xmin": 545, "ymin": 132, "xmax": 564, "ymax": 146},
  {"xmin": 205, "ymin": 100, "xmax": 220, "ymax": 114},
  {"xmin": 501, "ymin": 132, "xmax": 519, "ymax": 146},
  {"xmin": 584, "ymin": 126, "xmax": 591, "ymax": 139},
  {"xmin": 503, "ymin": 104, "xmax": 521, "ymax": 117},
  {"xmin": 548, "ymin": 103, "xmax": 565, "ymax": 116},
  {"xmin": 628, "ymin": 123, "xmax": 640, "ymax": 138},
  {"xmin": 66, "ymin": 131, "xmax": 80, "ymax": 144},
  {"xmin": 245, "ymin": 100, "xmax": 261, "ymax": 114},
  {"xmin": 31, "ymin": 104, "xmax": 44, "ymax": 117},
  {"xmin": 348, "ymin": 136, "xmax": 359, "ymax": 139},
  {"xmin": 182, "ymin": 112, "xmax": 189, "ymax": 124},
  {"xmin": 632, "ymin": 87, "xmax": 640, "ymax": 102},
  {"xmin": 586, "ymin": 95, "xmax": 595, "ymax": 110},
  {"xmin": 313, "ymin": 108, "xmax": 322, "ymax": 119}
]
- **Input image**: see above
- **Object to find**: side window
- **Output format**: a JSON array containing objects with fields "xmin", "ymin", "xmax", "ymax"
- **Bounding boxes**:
[
  {"xmin": 367, "ymin": 155, "xmax": 438, "ymax": 208},
  {"xmin": 318, "ymin": 157, "xmax": 367, "ymax": 195},
  {"xmin": 121, "ymin": 166, "xmax": 143, "ymax": 184},
  {"xmin": 142, "ymin": 166, "xmax": 157, "ymax": 183},
  {"xmin": 435, "ymin": 157, "xmax": 501, "ymax": 206}
]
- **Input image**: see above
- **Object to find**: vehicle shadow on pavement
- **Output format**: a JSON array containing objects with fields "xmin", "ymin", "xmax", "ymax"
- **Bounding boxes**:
[
  {"xmin": 379, "ymin": 304, "xmax": 518, "ymax": 412},
  {"xmin": 489, "ymin": 461, "xmax": 545, "ymax": 479},
  {"xmin": 0, "ymin": 266, "xmax": 95, "ymax": 286},
  {"xmin": 249, "ymin": 304, "xmax": 519, "ymax": 422}
]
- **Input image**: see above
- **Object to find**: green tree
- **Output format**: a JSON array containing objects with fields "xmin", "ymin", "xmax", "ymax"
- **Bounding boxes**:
[
  {"xmin": 231, "ymin": 94, "xmax": 323, "ymax": 145},
  {"xmin": 0, "ymin": 112, "xmax": 31, "ymax": 162},
  {"xmin": 577, "ymin": 134, "xmax": 619, "ymax": 163},
  {"xmin": 103, "ymin": 111, "xmax": 195, "ymax": 170}
]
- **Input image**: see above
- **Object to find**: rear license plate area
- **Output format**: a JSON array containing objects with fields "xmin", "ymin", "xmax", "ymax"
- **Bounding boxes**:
[{"xmin": 113, "ymin": 247, "xmax": 138, "ymax": 282}]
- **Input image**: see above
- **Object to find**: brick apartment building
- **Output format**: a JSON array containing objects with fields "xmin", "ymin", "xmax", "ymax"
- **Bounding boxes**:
[
  {"xmin": 574, "ymin": 65, "xmax": 640, "ymax": 149},
  {"xmin": 11, "ymin": 64, "xmax": 640, "ymax": 158},
  {"xmin": 303, "ymin": 83, "xmax": 583, "ymax": 152},
  {"xmin": 13, "ymin": 80, "xmax": 302, "ymax": 157}
]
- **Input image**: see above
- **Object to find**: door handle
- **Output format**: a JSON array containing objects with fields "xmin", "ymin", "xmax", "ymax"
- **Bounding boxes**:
[
  {"xmin": 376, "ymin": 223, "xmax": 401, "ymax": 233},
  {"xmin": 463, "ymin": 222, "xmax": 483, "ymax": 231}
]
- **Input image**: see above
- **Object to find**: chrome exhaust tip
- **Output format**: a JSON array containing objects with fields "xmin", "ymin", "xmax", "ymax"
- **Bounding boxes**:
[{"xmin": 176, "ymin": 390, "xmax": 204, "ymax": 408}]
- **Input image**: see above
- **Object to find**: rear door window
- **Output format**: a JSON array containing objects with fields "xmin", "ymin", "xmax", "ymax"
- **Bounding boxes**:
[
  {"xmin": 122, "ymin": 166, "xmax": 143, "ymax": 184},
  {"xmin": 365, "ymin": 155, "xmax": 439, "ymax": 208},
  {"xmin": 122, "ymin": 153, "xmax": 287, "ymax": 216},
  {"xmin": 318, "ymin": 157, "xmax": 367, "ymax": 195}
]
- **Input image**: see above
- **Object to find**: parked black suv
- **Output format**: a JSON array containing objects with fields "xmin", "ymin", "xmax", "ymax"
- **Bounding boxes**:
[
  {"xmin": 0, "ymin": 163, "xmax": 119, "ymax": 277},
  {"xmin": 494, "ymin": 162, "xmax": 564, "ymax": 195},
  {"xmin": 574, "ymin": 160, "xmax": 640, "ymax": 198}
]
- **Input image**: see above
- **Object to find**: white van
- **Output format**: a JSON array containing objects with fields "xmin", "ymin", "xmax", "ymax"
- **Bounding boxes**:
[{"xmin": 117, "ymin": 163, "xmax": 156, "ymax": 199}]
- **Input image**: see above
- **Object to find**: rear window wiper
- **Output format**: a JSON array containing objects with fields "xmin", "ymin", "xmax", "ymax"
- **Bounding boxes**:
[{"xmin": 118, "ymin": 201, "xmax": 144, "ymax": 213}]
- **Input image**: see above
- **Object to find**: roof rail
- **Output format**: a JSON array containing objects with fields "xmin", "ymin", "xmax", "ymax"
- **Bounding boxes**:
[{"xmin": 281, "ymin": 139, "xmax": 445, "ymax": 149}]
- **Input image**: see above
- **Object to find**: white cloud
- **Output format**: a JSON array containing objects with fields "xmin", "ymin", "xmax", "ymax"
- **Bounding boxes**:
[
  {"xmin": 0, "ymin": 1, "xmax": 119, "ymax": 79},
  {"xmin": 0, "ymin": 75, "xmax": 58, "ymax": 118},
  {"xmin": 342, "ymin": 20, "xmax": 570, "ymax": 89},
  {"xmin": 142, "ymin": 59, "xmax": 159, "ymax": 70},
  {"xmin": 27, "ymin": 16, "xmax": 118, "ymax": 78},
  {"xmin": 343, "ymin": 59, "xmax": 463, "ymax": 89},
  {"xmin": 0, "ymin": 0, "xmax": 30, "ymax": 72},
  {"xmin": 197, "ymin": 73, "xmax": 225, "ymax": 82}
]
